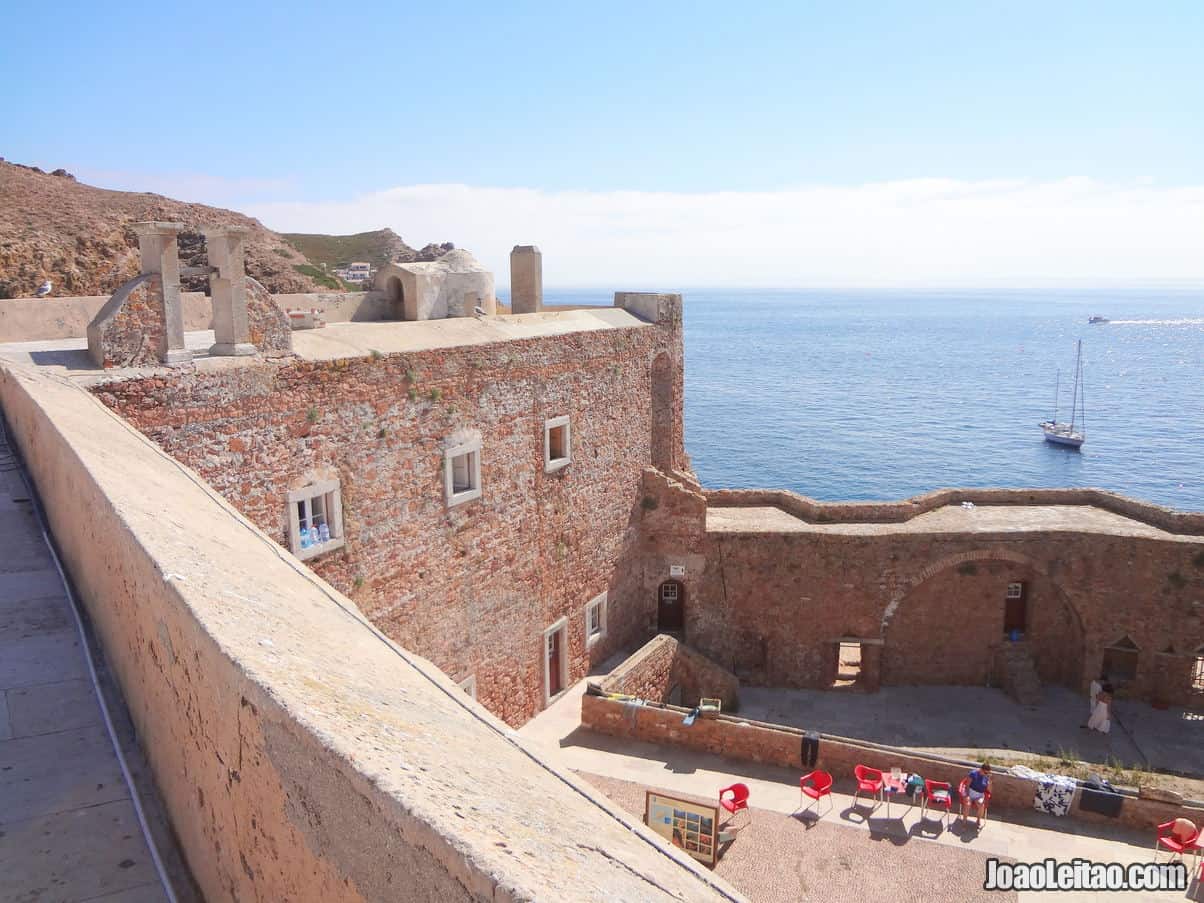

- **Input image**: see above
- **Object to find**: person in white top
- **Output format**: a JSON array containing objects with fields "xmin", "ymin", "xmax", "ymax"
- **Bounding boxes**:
[{"xmin": 1087, "ymin": 682, "xmax": 1113, "ymax": 733}]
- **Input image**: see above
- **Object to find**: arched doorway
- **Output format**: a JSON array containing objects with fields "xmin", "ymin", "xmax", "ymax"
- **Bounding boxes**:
[
  {"xmin": 657, "ymin": 579, "xmax": 685, "ymax": 633},
  {"xmin": 385, "ymin": 276, "xmax": 406, "ymax": 320}
]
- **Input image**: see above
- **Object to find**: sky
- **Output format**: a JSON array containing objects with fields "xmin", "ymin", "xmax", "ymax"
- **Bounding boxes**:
[{"xmin": 2, "ymin": 1, "xmax": 1202, "ymax": 287}]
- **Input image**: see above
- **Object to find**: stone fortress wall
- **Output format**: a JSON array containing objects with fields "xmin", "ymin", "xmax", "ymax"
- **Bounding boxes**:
[
  {"xmin": 92, "ymin": 289, "xmax": 686, "ymax": 727},
  {"xmin": 639, "ymin": 472, "xmax": 1204, "ymax": 708},
  {"xmin": 0, "ymin": 362, "xmax": 740, "ymax": 903}
]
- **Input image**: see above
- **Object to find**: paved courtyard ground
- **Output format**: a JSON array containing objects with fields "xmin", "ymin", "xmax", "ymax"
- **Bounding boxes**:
[
  {"xmin": 582, "ymin": 771, "xmax": 1018, "ymax": 903},
  {"xmin": 738, "ymin": 685, "xmax": 1204, "ymax": 795},
  {"xmin": 522, "ymin": 671, "xmax": 1203, "ymax": 901}
]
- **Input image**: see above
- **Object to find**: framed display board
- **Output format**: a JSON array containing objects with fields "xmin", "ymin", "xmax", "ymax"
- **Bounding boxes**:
[{"xmin": 644, "ymin": 790, "xmax": 719, "ymax": 866}]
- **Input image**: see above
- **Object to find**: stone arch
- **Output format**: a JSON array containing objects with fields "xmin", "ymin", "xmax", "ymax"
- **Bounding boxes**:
[
  {"xmin": 386, "ymin": 275, "xmax": 404, "ymax": 311},
  {"xmin": 880, "ymin": 548, "xmax": 1085, "ymax": 689},
  {"xmin": 881, "ymin": 548, "xmax": 1084, "ymax": 636}
]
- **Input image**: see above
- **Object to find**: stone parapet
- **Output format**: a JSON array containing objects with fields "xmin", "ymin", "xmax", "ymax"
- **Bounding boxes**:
[{"xmin": 0, "ymin": 360, "xmax": 740, "ymax": 903}]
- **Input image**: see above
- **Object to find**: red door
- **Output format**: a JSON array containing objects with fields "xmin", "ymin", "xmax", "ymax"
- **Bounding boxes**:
[
  {"xmin": 1004, "ymin": 582, "xmax": 1027, "ymax": 635},
  {"xmin": 546, "ymin": 629, "xmax": 562, "ymax": 697}
]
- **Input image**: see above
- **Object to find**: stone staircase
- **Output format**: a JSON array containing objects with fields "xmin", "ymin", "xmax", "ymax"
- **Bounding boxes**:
[{"xmin": 997, "ymin": 640, "xmax": 1043, "ymax": 706}]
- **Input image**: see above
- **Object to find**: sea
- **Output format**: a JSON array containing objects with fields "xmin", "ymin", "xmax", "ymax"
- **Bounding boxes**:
[{"xmin": 504, "ymin": 288, "xmax": 1204, "ymax": 512}]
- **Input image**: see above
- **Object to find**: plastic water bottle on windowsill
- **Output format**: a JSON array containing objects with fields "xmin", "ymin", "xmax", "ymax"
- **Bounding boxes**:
[
  {"xmin": 319, "ymin": 522, "xmax": 330, "ymax": 543},
  {"xmin": 300, "ymin": 526, "xmax": 311, "ymax": 549}
]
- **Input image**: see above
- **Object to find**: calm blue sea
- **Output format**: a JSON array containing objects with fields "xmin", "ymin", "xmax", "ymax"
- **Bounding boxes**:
[{"xmin": 508, "ymin": 288, "xmax": 1204, "ymax": 511}]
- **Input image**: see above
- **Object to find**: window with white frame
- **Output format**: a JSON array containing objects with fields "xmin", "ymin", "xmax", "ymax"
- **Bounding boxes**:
[
  {"xmin": 444, "ymin": 438, "xmax": 482, "ymax": 506},
  {"xmin": 544, "ymin": 415, "xmax": 571, "ymax": 472},
  {"xmin": 1006, "ymin": 582, "xmax": 1024, "ymax": 599},
  {"xmin": 586, "ymin": 592, "xmax": 607, "ymax": 645},
  {"xmin": 459, "ymin": 675, "xmax": 477, "ymax": 700},
  {"xmin": 287, "ymin": 479, "xmax": 345, "ymax": 560}
]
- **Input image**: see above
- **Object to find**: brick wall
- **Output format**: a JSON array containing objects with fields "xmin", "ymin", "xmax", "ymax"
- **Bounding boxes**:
[
  {"xmin": 639, "ymin": 480, "xmax": 1204, "ymax": 704},
  {"xmin": 581, "ymin": 693, "xmax": 1204, "ymax": 833},
  {"xmin": 92, "ymin": 313, "xmax": 684, "ymax": 726},
  {"xmin": 596, "ymin": 634, "xmax": 740, "ymax": 709}
]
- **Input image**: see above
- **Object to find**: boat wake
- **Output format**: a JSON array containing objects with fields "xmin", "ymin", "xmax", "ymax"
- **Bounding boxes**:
[{"xmin": 1104, "ymin": 318, "xmax": 1204, "ymax": 326}]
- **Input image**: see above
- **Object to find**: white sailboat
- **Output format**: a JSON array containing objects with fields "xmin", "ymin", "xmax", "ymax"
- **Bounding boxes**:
[{"xmin": 1040, "ymin": 340, "xmax": 1086, "ymax": 448}]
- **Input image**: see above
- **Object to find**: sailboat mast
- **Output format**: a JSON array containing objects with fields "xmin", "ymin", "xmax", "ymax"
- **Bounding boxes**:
[
  {"xmin": 1069, "ymin": 339, "xmax": 1082, "ymax": 431},
  {"xmin": 1052, "ymin": 369, "xmax": 1061, "ymax": 422}
]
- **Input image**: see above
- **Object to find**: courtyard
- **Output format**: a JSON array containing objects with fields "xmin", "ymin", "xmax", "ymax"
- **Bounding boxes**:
[
  {"xmin": 738, "ymin": 684, "xmax": 1204, "ymax": 796},
  {"xmin": 521, "ymin": 673, "xmax": 1203, "ymax": 901}
]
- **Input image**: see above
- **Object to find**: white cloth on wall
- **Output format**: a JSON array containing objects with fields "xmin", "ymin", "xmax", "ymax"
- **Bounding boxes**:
[
  {"xmin": 1088, "ymin": 679, "xmax": 1102, "ymax": 715},
  {"xmin": 1034, "ymin": 776, "xmax": 1077, "ymax": 816}
]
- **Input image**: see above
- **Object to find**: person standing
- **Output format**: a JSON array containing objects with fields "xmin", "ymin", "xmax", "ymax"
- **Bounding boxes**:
[{"xmin": 1087, "ymin": 682, "xmax": 1113, "ymax": 733}]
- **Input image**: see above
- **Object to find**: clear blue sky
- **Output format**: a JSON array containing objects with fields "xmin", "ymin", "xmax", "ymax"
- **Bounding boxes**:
[{"xmin": 3, "ymin": 1, "xmax": 1202, "ymax": 199}]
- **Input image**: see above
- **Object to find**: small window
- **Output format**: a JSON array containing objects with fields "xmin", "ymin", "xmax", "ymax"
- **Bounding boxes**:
[
  {"xmin": 459, "ymin": 675, "xmax": 477, "ymax": 700},
  {"xmin": 444, "ymin": 439, "xmax": 482, "ymax": 506},
  {"xmin": 287, "ymin": 479, "xmax": 345, "ymax": 560},
  {"xmin": 586, "ymin": 592, "xmax": 607, "ymax": 646},
  {"xmin": 1006, "ymin": 582, "xmax": 1024, "ymax": 600},
  {"xmin": 544, "ymin": 415, "xmax": 571, "ymax": 472}
]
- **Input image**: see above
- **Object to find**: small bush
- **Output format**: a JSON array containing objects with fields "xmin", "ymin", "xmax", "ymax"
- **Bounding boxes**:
[
  {"xmin": 305, "ymin": 406, "xmax": 319, "ymax": 424},
  {"xmin": 407, "ymin": 387, "xmax": 418, "ymax": 402},
  {"xmin": 405, "ymin": 369, "xmax": 418, "ymax": 383},
  {"xmin": 370, "ymin": 349, "xmax": 383, "ymax": 361},
  {"xmin": 428, "ymin": 388, "xmax": 442, "ymax": 402},
  {"xmin": 353, "ymin": 576, "xmax": 364, "ymax": 589},
  {"xmin": 377, "ymin": 427, "xmax": 387, "ymax": 439}
]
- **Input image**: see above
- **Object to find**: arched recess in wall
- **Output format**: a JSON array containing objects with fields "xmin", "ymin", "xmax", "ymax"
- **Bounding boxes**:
[
  {"xmin": 880, "ymin": 550, "xmax": 1085, "ymax": 690},
  {"xmin": 385, "ymin": 276, "xmax": 407, "ymax": 320},
  {"xmin": 650, "ymin": 352, "xmax": 676, "ymax": 470}
]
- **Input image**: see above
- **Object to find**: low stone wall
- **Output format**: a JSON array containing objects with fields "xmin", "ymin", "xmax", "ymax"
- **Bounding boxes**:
[
  {"xmin": 581, "ymin": 693, "xmax": 1204, "ymax": 835},
  {"xmin": 0, "ymin": 292, "xmax": 212, "ymax": 342},
  {"xmin": 595, "ymin": 635, "xmax": 740, "ymax": 710},
  {"xmin": 0, "ymin": 290, "xmax": 389, "ymax": 345},
  {"xmin": 273, "ymin": 290, "xmax": 393, "ymax": 323},
  {"xmin": 705, "ymin": 486, "xmax": 1204, "ymax": 535},
  {"xmin": 0, "ymin": 361, "xmax": 741, "ymax": 903}
]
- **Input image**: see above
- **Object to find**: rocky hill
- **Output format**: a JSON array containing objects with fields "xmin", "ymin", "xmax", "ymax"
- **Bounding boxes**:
[
  {"xmin": 282, "ymin": 229, "xmax": 454, "ymax": 273},
  {"xmin": 0, "ymin": 160, "xmax": 453, "ymax": 300}
]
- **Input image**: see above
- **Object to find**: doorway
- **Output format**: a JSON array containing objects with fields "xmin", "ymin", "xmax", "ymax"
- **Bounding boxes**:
[
  {"xmin": 1004, "ymin": 581, "xmax": 1027, "ymax": 636},
  {"xmin": 657, "ymin": 579, "xmax": 685, "ymax": 632},
  {"xmin": 543, "ymin": 619, "xmax": 568, "ymax": 706},
  {"xmin": 833, "ymin": 641, "xmax": 863, "ymax": 689}
]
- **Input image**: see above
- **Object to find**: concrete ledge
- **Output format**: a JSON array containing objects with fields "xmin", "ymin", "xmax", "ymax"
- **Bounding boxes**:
[
  {"xmin": 0, "ymin": 361, "xmax": 741, "ymax": 903},
  {"xmin": 705, "ymin": 486, "xmax": 1204, "ymax": 536}
]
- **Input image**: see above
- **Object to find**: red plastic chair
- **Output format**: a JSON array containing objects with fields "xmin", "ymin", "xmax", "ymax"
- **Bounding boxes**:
[
  {"xmin": 958, "ymin": 778, "xmax": 992, "ymax": 824},
  {"xmin": 920, "ymin": 779, "xmax": 953, "ymax": 824},
  {"xmin": 799, "ymin": 770, "xmax": 833, "ymax": 817},
  {"xmin": 853, "ymin": 765, "xmax": 884, "ymax": 808},
  {"xmin": 719, "ymin": 783, "xmax": 750, "ymax": 826},
  {"xmin": 1155, "ymin": 818, "xmax": 1200, "ymax": 862}
]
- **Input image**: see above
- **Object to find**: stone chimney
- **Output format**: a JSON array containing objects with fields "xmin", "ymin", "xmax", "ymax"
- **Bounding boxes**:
[{"xmin": 509, "ymin": 245, "xmax": 542, "ymax": 314}]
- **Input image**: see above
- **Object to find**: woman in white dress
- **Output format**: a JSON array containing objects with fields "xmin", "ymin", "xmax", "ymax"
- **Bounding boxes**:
[{"xmin": 1087, "ymin": 683, "xmax": 1113, "ymax": 733}]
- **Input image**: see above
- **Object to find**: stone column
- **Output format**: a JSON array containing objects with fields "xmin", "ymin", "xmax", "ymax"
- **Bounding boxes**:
[
  {"xmin": 203, "ymin": 225, "xmax": 256, "ymax": 356},
  {"xmin": 133, "ymin": 221, "xmax": 191, "ymax": 365},
  {"xmin": 509, "ymin": 245, "xmax": 542, "ymax": 314}
]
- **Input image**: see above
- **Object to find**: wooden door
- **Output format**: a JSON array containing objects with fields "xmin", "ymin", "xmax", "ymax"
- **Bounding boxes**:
[
  {"xmin": 1004, "ymin": 582, "xmax": 1027, "ymax": 634},
  {"xmin": 546, "ymin": 629, "xmax": 562, "ymax": 697},
  {"xmin": 658, "ymin": 580, "xmax": 684, "ymax": 632}
]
